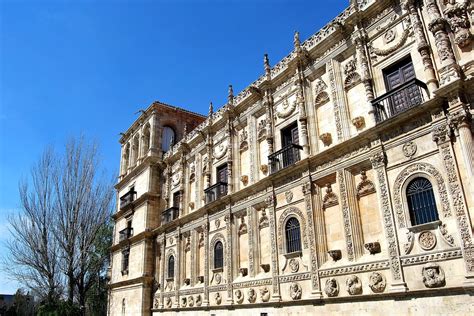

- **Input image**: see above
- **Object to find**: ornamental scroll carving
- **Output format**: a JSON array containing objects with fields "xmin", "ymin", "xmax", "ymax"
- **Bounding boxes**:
[
  {"xmin": 393, "ymin": 162, "xmax": 451, "ymax": 228},
  {"xmin": 278, "ymin": 207, "xmax": 308, "ymax": 253}
]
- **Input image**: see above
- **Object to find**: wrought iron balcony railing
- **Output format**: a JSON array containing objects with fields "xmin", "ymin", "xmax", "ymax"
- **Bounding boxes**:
[
  {"xmin": 119, "ymin": 227, "xmax": 133, "ymax": 242},
  {"xmin": 162, "ymin": 206, "xmax": 179, "ymax": 225},
  {"xmin": 268, "ymin": 143, "xmax": 303, "ymax": 174},
  {"xmin": 204, "ymin": 182, "xmax": 228, "ymax": 204},
  {"xmin": 372, "ymin": 79, "xmax": 428, "ymax": 124},
  {"xmin": 120, "ymin": 189, "xmax": 136, "ymax": 210}
]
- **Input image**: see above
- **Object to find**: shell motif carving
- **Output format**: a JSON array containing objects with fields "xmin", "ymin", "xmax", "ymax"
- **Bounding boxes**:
[
  {"xmin": 213, "ymin": 141, "xmax": 228, "ymax": 159},
  {"xmin": 260, "ymin": 287, "xmax": 270, "ymax": 302},
  {"xmin": 346, "ymin": 275, "xmax": 363, "ymax": 295},
  {"xmin": 171, "ymin": 172, "xmax": 181, "ymax": 187},
  {"xmin": 235, "ymin": 289, "xmax": 244, "ymax": 304},
  {"xmin": 325, "ymin": 278, "xmax": 339, "ymax": 297},
  {"xmin": 276, "ymin": 97, "xmax": 297, "ymax": 119},
  {"xmin": 369, "ymin": 272, "xmax": 386, "ymax": 293},
  {"xmin": 247, "ymin": 288, "xmax": 257, "ymax": 303},
  {"xmin": 290, "ymin": 282, "xmax": 302, "ymax": 300}
]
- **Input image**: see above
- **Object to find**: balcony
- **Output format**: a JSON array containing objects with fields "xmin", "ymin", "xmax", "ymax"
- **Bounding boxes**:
[
  {"xmin": 204, "ymin": 182, "xmax": 228, "ymax": 204},
  {"xmin": 268, "ymin": 143, "xmax": 303, "ymax": 174},
  {"xmin": 120, "ymin": 189, "xmax": 137, "ymax": 210},
  {"xmin": 119, "ymin": 227, "xmax": 133, "ymax": 242},
  {"xmin": 161, "ymin": 206, "xmax": 179, "ymax": 225},
  {"xmin": 372, "ymin": 79, "xmax": 428, "ymax": 124}
]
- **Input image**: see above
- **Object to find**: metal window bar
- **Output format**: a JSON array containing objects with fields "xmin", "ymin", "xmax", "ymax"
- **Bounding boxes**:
[
  {"xmin": 120, "ymin": 189, "xmax": 137, "ymax": 209},
  {"xmin": 161, "ymin": 206, "xmax": 179, "ymax": 225},
  {"xmin": 372, "ymin": 78, "xmax": 428, "ymax": 124},
  {"xmin": 214, "ymin": 242, "xmax": 224, "ymax": 268},
  {"xmin": 407, "ymin": 178, "xmax": 439, "ymax": 226},
  {"xmin": 204, "ymin": 182, "xmax": 228, "ymax": 204},
  {"xmin": 285, "ymin": 218, "xmax": 302, "ymax": 253},
  {"xmin": 268, "ymin": 144, "xmax": 303, "ymax": 174}
]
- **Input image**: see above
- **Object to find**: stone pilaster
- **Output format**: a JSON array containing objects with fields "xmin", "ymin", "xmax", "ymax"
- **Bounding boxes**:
[
  {"xmin": 158, "ymin": 237, "xmax": 166, "ymax": 309},
  {"xmin": 224, "ymin": 212, "xmax": 234, "ymax": 304},
  {"xmin": 190, "ymin": 230, "xmax": 196, "ymax": 287},
  {"xmin": 313, "ymin": 185, "xmax": 328, "ymax": 266},
  {"xmin": 266, "ymin": 194, "xmax": 281, "ymax": 301},
  {"xmin": 264, "ymin": 90, "xmax": 275, "ymax": 155},
  {"xmin": 402, "ymin": 0, "xmax": 439, "ymax": 94},
  {"xmin": 149, "ymin": 109, "xmax": 160, "ymax": 155},
  {"xmin": 248, "ymin": 115, "xmax": 257, "ymax": 184},
  {"xmin": 302, "ymin": 181, "xmax": 322, "ymax": 298},
  {"xmin": 173, "ymin": 229, "xmax": 181, "ymax": 307},
  {"xmin": 370, "ymin": 151, "xmax": 407, "ymax": 292},
  {"xmin": 432, "ymin": 123, "xmax": 474, "ymax": 281},
  {"xmin": 226, "ymin": 117, "xmax": 234, "ymax": 194},
  {"xmin": 202, "ymin": 222, "xmax": 210, "ymax": 306},
  {"xmin": 247, "ymin": 206, "xmax": 256, "ymax": 277},
  {"xmin": 295, "ymin": 67, "xmax": 310, "ymax": 156},
  {"xmin": 337, "ymin": 169, "xmax": 365, "ymax": 261},
  {"xmin": 327, "ymin": 59, "xmax": 351, "ymax": 141}
]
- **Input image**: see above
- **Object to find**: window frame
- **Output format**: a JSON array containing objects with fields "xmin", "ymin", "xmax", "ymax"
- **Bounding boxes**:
[
  {"xmin": 213, "ymin": 240, "xmax": 224, "ymax": 270},
  {"xmin": 167, "ymin": 255, "xmax": 175, "ymax": 279},
  {"xmin": 284, "ymin": 216, "xmax": 302, "ymax": 255}
]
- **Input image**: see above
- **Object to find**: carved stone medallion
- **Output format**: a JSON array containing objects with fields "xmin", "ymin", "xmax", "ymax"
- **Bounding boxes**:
[
  {"xmin": 247, "ymin": 288, "xmax": 257, "ymax": 303},
  {"xmin": 290, "ymin": 282, "xmax": 302, "ymax": 300},
  {"xmin": 418, "ymin": 231, "xmax": 437, "ymax": 250},
  {"xmin": 180, "ymin": 297, "xmax": 187, "ymax": 307},
  {"xmin": 346, "ymin": 275, "xmax": 362, "ymax": 295},
  {"xmin": 165, "ymin": 297, "xmax": 172, "ymax": 308},
  {"xmin": 383, "ymin": 28, "xmax": 397, "ymax": 44},
  {"xmin": 260, "ymin": 287, "xmax": 270, "ymax": 302},
  {"xmin": 215, "ymin": 219, "xmax": 220, "ymax": 229},
  {"xmin": 215, "ymin": 273, "xmax": 222, "ymax": 284},
  {"xmin": 215, "ymin": 292, "xmax": 222, "ymax": 305},
  {"xmin": 195, "ymin": 295, "xmax": 202, "ymax": 306},
  {"xmin": 235, "ymin": 289, "xmax": 244, "ymax": 304},
  {"xmin": 422, "ymin": 263, "xmax": 445, "ymax": 288},
  {"xmin": 324, "ymin": 278, "xmax": 339, "ymax": 297},
  {"xmin": 285, "ymin": 190, "xmax": 293, "ymax": 203},
  {"xmin": 402, "ymin": 141, "xmax": 417, "ymax": 158},
  {"xmin": 188, "ymin": 296, "xmax": 194, "ymax": 307},
  {"xmin": 289, "ymin": 258, "xmax": 299, "ymax": 273},
  {"xmin": 368, "ymin": 272, "xmax": 386, "ymax": 293}
]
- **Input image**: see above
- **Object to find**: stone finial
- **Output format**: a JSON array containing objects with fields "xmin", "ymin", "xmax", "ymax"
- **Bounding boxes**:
[
  {"xmin": 183, "ymin": 124, "xmax": 188, "ymax": 137},
  {"xmin": 228, "ymin": 85, "xmax": 234, "ymax": 105},
  {"xmin": 208, "ymin": 102, "xmax": 214, "ymax": 117},
  {"xmin": 294, "ymin": 31, "xmax": 301, "ymax": 49},
  {"xmin": 264, "ymin": 53, "xmax": 271, "ymax": 77}
]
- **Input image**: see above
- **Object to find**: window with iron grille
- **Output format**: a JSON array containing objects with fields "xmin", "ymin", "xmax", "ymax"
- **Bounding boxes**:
[
  {"xmin": 406, "ymin": 177, "xmax": 439, "ymax": 226},
  {"xmin": 214, "ymin": 241, "xmax": 224, "ymax": 269},
  {"xmin": 121, "ymin": 248, "xmax": 130, "ymax": 273},
  {"xmin": 285, "ymin": 217, "xmax": 302, "ymax": 253},
  {"xmin": 168, "ymin": 255, "xmax": 175, "ymax": 278}
]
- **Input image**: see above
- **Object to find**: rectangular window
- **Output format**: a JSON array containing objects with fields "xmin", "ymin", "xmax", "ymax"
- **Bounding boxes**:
[
  {"xmin": 281, "ymin": 122, "xmax": 299, "ymax": 147},
  {"xmin": 216, "ymin": 164, "xmax": 228, "ymax": 184},
  {"xmin": 122, "ymin": 248, "xmax": 130, "ymax": 273},
  {"xmin": 173, "ymin": 191, "xmax": 181, "ymax": 208}
]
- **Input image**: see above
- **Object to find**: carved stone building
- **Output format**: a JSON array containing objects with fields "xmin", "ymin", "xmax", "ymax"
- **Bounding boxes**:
[{"xmin": 108, "ymin": 0, "xmax": 474, "ymax": 315}]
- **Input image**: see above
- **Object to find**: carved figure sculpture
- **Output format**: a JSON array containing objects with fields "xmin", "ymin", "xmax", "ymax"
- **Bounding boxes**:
[
  {"xmin": 195, "ymin": 295, "xmax": 202, "ymax": 306},
  {"xmin": 290, "ymin": 282, "xmax": 302, "ymax": 300},
  {"xmin": 215, "ymin": 293, "xmax": 222, "ymax": 305},
  {"xmin": 188, "ymin": 296, "xmax": 194, "ymax": 307},
  {"xmin": 247, "ymin": 288, "xmax": 257, "ymax": 303},
  {"xmin": 325, "ymin": 278, "xmax": 339, "ymax": 297},
  {"xmin": 260, "ymin": 287, "xmax": 270, "ymax": 302},
  {"xmin": 235, "ymin": 289, "xmax": 244, "ymax": 304},
  {"xmin": 422, "ymin": 263, "xmax": 446, "ymax": 288},
  {"xmin": 369, "ymin": 272, "xmax": 386, "ymax": 293},
  {"xmin": 346, "ymin": 275, "xmax": 363, "ymax": 295}
]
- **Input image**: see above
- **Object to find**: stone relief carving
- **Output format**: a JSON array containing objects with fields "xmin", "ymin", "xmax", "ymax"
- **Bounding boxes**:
[
  {"xmin": 215, "ymin": 219, "xmax": 221, "ymax": 229},
  {"xmin": 240, "ymin": 129, "xmax": 249, "ymax": 152},
  {"xmin": 195, "ymin": 294, "xmax": 202, "ymax": 306},
  {"xmin": 314, "ymin": 79, "xmax": 330, "ymax": 106},
  {"xmin": 235, "ymin": 289, "xmax": 244, "ymax": 304},
  {"xmin": 365, "ymin": 242, "xmax": 381, "ymax": 255},
  {"xmin": 402, "ymin": 141, "xmax": 417, "ymax": 158},
  {"xmin": 352, "ymin": 116, "xmax": 365, "ymax": 130},
  {"xmin": 238, "ymin": 217, "xmax": 248, "ymax": 236},
  {"xmin": 247, "ymin": 288, "xmax": 257, "ymax": 303},
  {"xmin": 343, "ymin": 59, "xmax": 361, "ymax": 90},
  {"xmin": 422, "ymin": 263, "xmax": 446, "ymax": 288},
  {"xmin": 322, "ymin": 183, "xmax": 338, "ymax": 208},
  {"xmin": 285, "ymin": 190, "xmax": 293, "ymax": 203},
  {"xmin": 319, "ymin": 133, "xmax": 332, "ymax": 147},
  {"xmin": 346, "ymin": 275, "xmax": 363, "ymax": 295},
  {"xmin": 290, "ymin": 282, "xmax": 302, "ymax": 300},
  {"xmin": 259, "ymin": 209, "xmax": 269, "ymax": 229},
  {"xmin": 419, "ymin": 231, "xmax": 437, "ymax": 250},
  {"xmin": 180, "ymin": 297, "xmax": 187, "ymax": 307},
  {"xmin": 404, "ymin": 231, "xmax": 415, "ymax": 255},
  {"xmin": 171, "ymin": 172, "xmax": 181, "ymax": 188},
  {"xmin": 369, "ymin": 27, "xmax": 411, "ymax": 59},
  {"xmin": 214, "ymin": 292, "xmax": 222, "ymax": 305},
  {"xmin": 289, "ymin": 258, "xmax": 299, "ymax": 273},
  {"xmin": 276, "ymin": 94, "xmax": 297, "ymax": 119},
  {"xmin": 257, "ymin": 119, "xmax": 267, "ymax": 140},
  {"xmin": 383, "ymin": 28, "xmax": 397, "ymax": 44},
  {"xmin": 393, "ymin": 162, "xmax": 451, "ymax": 227},
  {"xmin": 443, "ymin": 1, "xmax": 472, "ymax": 48},
  {"xmin": 215, "ymin": 273, "xmax": 222, "ymax": 285},
  {"xmin": 328, "ymin": 249, "xmax": 342, "ymax": 262},
  {"xmin": 260, "ymin": 287, "xmax": 270, "ymax": 302},
  {"xmin": 439, "ymin": 223, "xmax": 455, "ymax": 247},
  {"xmin": 324, "ymin": 278, "xmax": 339, "ymax": 297},
  {"xmin": 165, "ymin": 297, "xmax": 172, "ymax": 308},
  {"xmin": 213, "ymin": 141, "xmax": 227, "ymax": 159},
  {"xmin": 356, "ymin": 170, "xmax": 376, "ymax": 198},
  {"xmin": 187, "ymin": 296, "xmax": 194, "ymax": 307},
  {"xmin": 368, "ymin": 272, "xmax": 386, "ymax": 293}
]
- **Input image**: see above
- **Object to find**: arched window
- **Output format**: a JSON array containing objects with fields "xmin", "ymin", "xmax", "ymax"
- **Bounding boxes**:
[
  {"xmin": 406, "ymin": 177, "xmax": 439, "ymax": 226},
  {"xmin": 121, "ymin": 298, "xmax": 126, "ymax": 316},
  {"xmin": 132, "ymin": 135, "xmax": 139, "ymax": 166},
  {"xmin": 142, "ymin": 124, "xmax": 150, "ymax": 156},
  {"xmin": 122, "ymin": 144, "xmax": 130, "ymax": 173},
  {"xmin": 168, "ymin": 255, "xmax": 175, "ymax": 278},
  {"xmin": 162, "ymin": 126, "xmax": 176, "ymax": 152},
  {"xmin": 214, "ymin": 241, "xmax": 223, "ymax": 269},
  {"xmin": 285, "ymin": 217, "xmax": 302, "ymax": 253}
]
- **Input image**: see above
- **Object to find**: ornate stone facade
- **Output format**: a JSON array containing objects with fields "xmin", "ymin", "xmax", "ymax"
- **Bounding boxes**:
[{"xmin": 108, "ymin": 1, "xmax": 474, "ymax": 315}]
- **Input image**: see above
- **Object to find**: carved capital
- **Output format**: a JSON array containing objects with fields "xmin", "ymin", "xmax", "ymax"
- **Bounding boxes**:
[
  {"xmin": 431, "ymin": 124, "xmax": 451, "ymax": 145},
  {"xmin": 370, "ymin": 152, "xmax": 386, "ymax": 169}
]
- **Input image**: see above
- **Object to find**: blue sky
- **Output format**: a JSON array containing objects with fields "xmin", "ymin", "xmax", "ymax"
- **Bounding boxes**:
[{"xmin": 0, "ymin": 0, "xmax": 347, "ymax": 294}]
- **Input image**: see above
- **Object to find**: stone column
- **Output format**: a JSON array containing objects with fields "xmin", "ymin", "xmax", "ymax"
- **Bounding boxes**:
[
  {"xmin": 248, "ymin": 115, "xmax": 258, "ymax": 184},
  {"xmin": 337, "ymin": 169, "xmax": 365, "ymax": 260},
  {"xmin": 158, "ymin": 236, "xmax": 166, "ymax": 309},
  {"xmin": 432, "ymin": 123, "xmax": 474, "ymax": 281},
  {"xmin": 190, "ymin": 230, "xmax": 196, "ymax": 287},
  {"xmin": 352, "ymin": 25, "xmax": 377, "ymax": 124},
  {"xmin": 425, "ymin": 0, "xmax": 460, "ymax": 85},
  {"xmin": 302, "ymin": 181, "xmax": 322, "ymax": 298},
  {"xmin": 226, "ymin": 117, "xmax": 234, "ymax": 194},
  {"xmin": 327, "ymin": 59, "xmax": 351, "ymax": 141},
  {"xmin": 266, "ymin": 194, "xmax": 281, "ymax": 302},
  {"xmin": 370, "ymin": 151, "xmax": 407, "ymax": 292},
  {"xmin": 313, "ymin": 185, "xmax": 328, "ymax": 266},
  {"xmin": 224, "ymin": 212, "xmax": 234, "ymax": 304},
  {"xmin": 149, "ymin": 109, "xmax": 160, "ymax": 156},
  {"xmin": 264, "ymin": 91, "xmax": 275, "ymax": 155},
  {"xmin": 402, "ymin": 0, "xmax": 438, "ymax": 94},
  {"xmin": 202, "ymin": 222, "xmax": 210, "ymax": 306},
  {"xmin": 173, "ymin": 229, "xmax": 181, "ymax": 308}
]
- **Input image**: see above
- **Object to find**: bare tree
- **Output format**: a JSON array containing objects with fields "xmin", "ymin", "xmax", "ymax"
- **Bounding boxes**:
[
  {"xmin": 4, "ymin": 148, "xmax": 63, "ymax": 303},
  {"xmin": 53, "ymin": 137, "xmax": 114, "ymax": 311}
]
